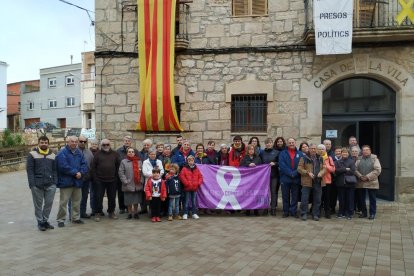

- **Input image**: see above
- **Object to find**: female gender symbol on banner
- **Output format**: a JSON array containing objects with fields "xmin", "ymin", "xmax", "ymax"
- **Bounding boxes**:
[{"xmin": 215, "ymin": 166, "xmax": 242, "ymax": 209}]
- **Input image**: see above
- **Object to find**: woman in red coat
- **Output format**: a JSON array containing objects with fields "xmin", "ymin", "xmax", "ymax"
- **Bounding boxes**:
[{"xmin": 179, "ymin": 155, "xmax": 203, "ymax": 220}]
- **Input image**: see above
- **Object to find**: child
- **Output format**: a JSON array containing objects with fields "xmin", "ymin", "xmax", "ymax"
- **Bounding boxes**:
[
  {"xmin": 179, "ymin": 155, "xmax": 203, "ymax": 220},
  {"xmin": 165, "ymin": 163, "xmax": 182, "ymax": 221},
  {"xmin": 144, "ymin": 168, "xmax": 167, "ymax": 222}
]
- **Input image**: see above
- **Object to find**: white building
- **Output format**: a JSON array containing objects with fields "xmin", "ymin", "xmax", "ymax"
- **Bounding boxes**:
[{"xmin": 0, "ymin": 61, "xmax": 7, "ymax": 130}]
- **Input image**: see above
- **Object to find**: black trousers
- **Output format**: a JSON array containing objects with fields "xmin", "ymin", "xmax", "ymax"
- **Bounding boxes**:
[
  {"xmin": 150, "ymin": 197, "xmax": 161, "ymax": 218},
  {"xmin": 330, "ymin": 183, "xmax": 338, "ymax": 213},
  {"xmin": 94, "ymin": 180, "xmax": 117, "ymax": 214},
  {"xmin": 321, "ymin": 185, "xmax": 332, "ymax": 215},
  {"xmin": 117, "ymin": 180, "xmax": 126, "ymax": 211}
]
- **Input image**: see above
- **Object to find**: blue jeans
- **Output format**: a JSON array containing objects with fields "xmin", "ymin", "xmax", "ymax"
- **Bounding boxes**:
[
  {"xmin": 338, "ymin": 187, "xmax": 355, "ymax": 217},
  {"xmin": 360, "ymin": 188, "xmax": 377, "ymax": 216},
  {"xmin": 184, "ymin": 191, "xmax": 197, "ymax": 215},
  {"xmin": 300, "ymin": 182, "xmax": 322, "ymax": 217},
  {"xmin": 281, "ymin": 181, "xmax": 299, "ymax": 216},
  {"xmin": 168, "ymin": 196, "xmax": 180, "ymax": 216}
]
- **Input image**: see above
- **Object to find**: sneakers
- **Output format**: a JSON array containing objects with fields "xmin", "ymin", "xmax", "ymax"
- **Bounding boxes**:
[
  {"xmin": 151, "ymin": 217, "xmax": 157, "ymax": 223},
  {"xmin": 108, "ymin": 213, "xmax": 118, "ymax": 220},
  {"xmin": 174, "ymin": 215, "xmax": 182, "ymax": 220},
  {"xmin": 95, "ymin": 214, "xmax": 101, "ymax": 222},
  {"xmin": 156, "ymin": 217, "xmax": 161, "ymax": 222},
  {"xmin": 73, "ymin": 219, "xmax": 84, "ymax": 224},
  {"xmin": 58, "ymin": 222, "xmax": 65, "ymax": 228},
  {"xmin": 44, "ymin": 221, "xmax": 54, "ymax": 230},
  {"xmin": 301, "ymin": 215, "xmax": 307, "ymax": 221},
  {"xmin": 312, "ymin": 216, "xmax": 319, "ymax": 221},
  {"xmin": 183, "ymin": 214, "xmax": 188, "ymax": 220},
  {"xmin": 369, "ymin": 214, "xmax": 375, "ymax": 220},
  {"xmin": 192, "ymin": 214, "xmax": 200, "ymax": 219},
  {"xmin": 37, "ymin": 222, "xmax": 46, "ymax": 231},
  {"xmin": 337, "ymin": 214, "xmax": 345, "ymax": 219},
  {"xmin": 80, "ymin": 213, "xmax": 91, "ymax": 219},
  {"xmin": 168, "ymin": 216, "xmax": 173, "ymax": 221}
]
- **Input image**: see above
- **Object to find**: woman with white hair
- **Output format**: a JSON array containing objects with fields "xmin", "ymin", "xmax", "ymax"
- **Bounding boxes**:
[
  {"xmin": 142, "ymin": 147, "xmax": 164, "ymax": 185},
  {"xmin": 317, "ymin": 144, "xmax": 335, "ymax": 219}
]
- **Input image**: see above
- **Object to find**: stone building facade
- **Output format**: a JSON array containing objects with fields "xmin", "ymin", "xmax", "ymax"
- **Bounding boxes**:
[{"xmin": 95, "ymin": 0, "xmax": 414, "ymax": 202}]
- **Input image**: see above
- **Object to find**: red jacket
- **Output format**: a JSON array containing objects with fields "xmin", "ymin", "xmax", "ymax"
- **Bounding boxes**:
[
  {"xmin": 144, "ymin": 178, "xmax": 167, "ymax": 200},
  {"xmin": 179, "ymin": 164, "xmax": 203, "ymax": 192},
  {"xmin": 228, "ymin": 145, "xmax": 246, "ymax": 167}
]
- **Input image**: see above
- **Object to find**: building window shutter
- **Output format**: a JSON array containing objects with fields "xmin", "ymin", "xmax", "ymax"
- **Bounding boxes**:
[
  {"xmin": 233, "ymin": 0, "xmax": 249, "ymax": 16},
  {"xmin": 252, "ymin": 0, "xmax": 267, "ymax": 16}
]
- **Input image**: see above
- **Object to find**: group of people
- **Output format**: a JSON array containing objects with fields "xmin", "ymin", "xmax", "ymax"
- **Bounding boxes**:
[{"xmin": 26, "ymin": 133, "xmax": 381, "ymax": 231}]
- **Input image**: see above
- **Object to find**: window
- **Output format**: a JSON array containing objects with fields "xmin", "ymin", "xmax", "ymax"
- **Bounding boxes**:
[
  {"xmin": 231, "ymin": 94, "xmax": 267, "ymax": 132},
  {"xmin": 66, "ymin": 97, "xmax": 75, "ymax": 107},
  {"xmin": 49, "ymin": 100, "xmax": 57, "ymax": 109},
  {"xmin": 48, "ymin": 78, "xmax": 56, "ymax": 88},
  {"xmin": 174, "ymin": 96, "xmax": 181, "ymax": 122},
  {"xmin": 66, "ymin": 76, "xmax": 75, "ymax": 86},
  {"xmin": 28, "ymin": 101, "xmax": 34, "ymax": 110},
  {"xmin": 233, "ymin": 0, "xmax": 267, "ymax": 16}
]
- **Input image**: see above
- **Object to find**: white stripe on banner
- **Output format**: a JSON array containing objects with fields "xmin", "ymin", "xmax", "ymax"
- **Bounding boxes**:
[{"xmin": 314, "ymin": 0, "xmax": 353, "ymax": 55}]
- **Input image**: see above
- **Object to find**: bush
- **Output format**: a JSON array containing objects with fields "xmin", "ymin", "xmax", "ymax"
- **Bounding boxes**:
[{"xmin": 0, "ymin": 129, "xmax": 24, "ymax": 148}]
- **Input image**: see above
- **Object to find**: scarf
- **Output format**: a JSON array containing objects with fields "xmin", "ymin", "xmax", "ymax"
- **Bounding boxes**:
[
  {"xmin": 38, "ymin": 148, "xmax": 49, "ymax": 155},
  {"xmin": 149, "ymin": 158, "xmax": 157, "ymax": 168},
  {"xmin": 197, "ymin": 152, "xmax": 207, "ymax": 158},
  {"xmin": 127, "ymin": 155, "xmax": 141, "ymax": 186},
  {"xmin": 231, "ymin": 143, "xmax": 245, "ymax": 161},
  {"xmin": 321, "ymin": 152, "xmax": 328, "ymax": 161},
  {"xmin": 288, "ymin": 148, "xmax": 296, "ymax": 169},
  {"xmin": 219, "ymin": 152, "xmax": 229, "ymax": 165},
  {"xmin": 180, "ymin": 147, "xmax": 191, "ymax": 159}
]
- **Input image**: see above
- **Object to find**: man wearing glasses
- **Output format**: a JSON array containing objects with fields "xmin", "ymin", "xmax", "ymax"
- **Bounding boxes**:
[
  {"xmin": 91, "ymin": 139, "xmax": 121, "ymax": 221},
  {"xmin": 56, "ymin": 136, "xmax": 88, "ymax": 227},
  {"xmin": 77, "ymin": 135, "xmax": 94, "ymax": 219}
]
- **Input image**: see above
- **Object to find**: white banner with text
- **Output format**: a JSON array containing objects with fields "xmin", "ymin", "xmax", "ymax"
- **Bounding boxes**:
[{"xmin": 314, "ymin": 0, "xmax": 353, "ymax": 55}]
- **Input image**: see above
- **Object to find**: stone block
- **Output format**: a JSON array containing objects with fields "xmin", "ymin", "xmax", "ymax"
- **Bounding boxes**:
[
  {"xmin": 208, "ymin": 120, "xmax": 230, "ymax": 131},
  {"xmin": 230, "ymin": 24, "xmax": 242, "ymax": 36},
  {"xmin": 106, "ymin": 114, "xmax": 124, "ymax": 122},
  {"xmin": 190, "ymin": 122, "xmax": 206, "ymax": 132},
  {"xmin": 199, "ymin": 110, "xmax": 219, "ymax": 120},
  {"xmin": 206, "ymin": 25, "xmax": 225, "ymax": 37},
  {"xmin": 198, "ymin": 81, "xmax": 215, "ymax": 92},
  {"xmin": 238, "ymin": 34, "xmax": 251, "ymax": 46},
  {"xmin": 190, "ymin": 38, "xmax": 208, "ymax": 48},
  {"xmin": 196, "ymin": 61, "xmax": 205, "ymax": 69},
  {"xmin": 207, "ymin": 93, "xmax": 225, "ymax": 102},
  {"xmin": 181, "ymin": 111, "xmax": 199, "ymax": 122},
  {"xmin": 187, "ymin": 132, "xmax": 203, "ymax": 143},
  {"xmin": 106, "ymin": 94, "xmax": 126, "ymax": 106},
  {"xmin": 245, "ymin": 23, "xmax": 263, "ymax": 34},
  {"xmin": 276, "ymin": 80, "xmax": 293, "ymax": 91},
  {"xmin": 251, "ymin": 35, "xmax": 267, "ymax": 46},
  {"xmin": 115, "ymin": 106, "xmax": 131, "ymax": 114},
  {"xmin": 186, "ymin": 92, "xmax": 204, "ymax": 102},
  {"xmin": 127, "ymin": 92, "xmax": 139, "ymax": 105},
  {"xmin": 220, "ymin": 105, "xmax": 231, "ymax": 120},
  {"xmin": 220, "ymin": 37, "xmax": 238, "ymax": 48},
  {"xmin": 283, "ymin": 73, "xmax": 302, "ymax": 80},
  {"xmin": 115, "ymin": 84, "xmax": 137, "ymax": 93},
  {"xmin": 268, "ymin": 114, "xmax": 293, "ymax": 126},
  {"xmin": 282, "ymin": 126, "xmax": 300, "ymax": 140},
  {"xmin": 279, "ymin": 101, "xmax": 307, "ymax": 113},
  {"xmin": 191, "ymin": 102, "xmax": 214, "ymax": 110},
  {"xmin": 204, "ymin": 131, "xmax": 223, "ymax": 140},
  {"xmin": 188, "ymin": 22, "xmax": 200, "ymax": 34},
  {"xmin": 182, "ymin": 60, "xmax": 196, "ymax": 68},
  {"xmin": 269, "ymin": 0, "xmax": 289, "ymax": 12}
]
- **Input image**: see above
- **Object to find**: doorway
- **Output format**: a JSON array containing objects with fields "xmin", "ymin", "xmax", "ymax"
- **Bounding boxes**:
[{"xmin": 322, "ymin": 78, "xmax": 396, "ymax": 201}]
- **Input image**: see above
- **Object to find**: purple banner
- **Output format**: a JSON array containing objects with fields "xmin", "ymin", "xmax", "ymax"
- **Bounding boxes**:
[{"xmin": 197, "ymin": 164, "xmax": 271, "ymax": 210}]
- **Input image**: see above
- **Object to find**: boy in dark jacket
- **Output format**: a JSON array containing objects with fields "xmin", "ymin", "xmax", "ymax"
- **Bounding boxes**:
[
  {"xmin": 165, "ymin": 163, "xmax": 182, "ymax": 221},
  {"xmin": 179, "ymin": 155, "xmax": 203, "ymax": 220}
]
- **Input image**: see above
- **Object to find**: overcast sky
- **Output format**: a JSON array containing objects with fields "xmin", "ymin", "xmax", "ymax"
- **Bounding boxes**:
[{"xmin": 0, "ymin": 0, "xmax": 95, "ymax": 83}]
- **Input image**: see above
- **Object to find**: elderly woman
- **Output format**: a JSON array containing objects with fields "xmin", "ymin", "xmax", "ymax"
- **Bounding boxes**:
[
  {"xmin": 118, "ymin": 147, "xmax": 144, "ymax": 219},
  {"xmin": 142, "ymin": 148, "xmax": 164, "ymax": 184},
  {"xmin": 317, "ymin": 144, "xmax": 335, "ymax": 219},
  {"xmin": 355, "ymin": 145, "xmax": 382, "ymax": 220}
]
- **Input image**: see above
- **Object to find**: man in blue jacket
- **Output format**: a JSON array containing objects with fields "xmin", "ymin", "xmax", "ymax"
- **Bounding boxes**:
[
  {"xmin": 279, "ymin": 138, "xmax": 302, "ymax": 217},
  {"xmin": 56, "ymin": 136, "xmax": 88, "ymax": 227},
  {"xmin": 26, "ymin": 136, "xmax": 57, "ymax": 231}
]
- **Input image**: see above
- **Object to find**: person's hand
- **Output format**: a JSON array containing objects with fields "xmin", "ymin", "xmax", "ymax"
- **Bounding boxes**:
[
  {"xmin": 361, "ymin": 176, "xmax": 369, "ymax": 181},
  {"xmin": 270, "ymin": 162, "xmax": 275, "ymax": 166},
  {"xmin": 317, "ymin": 172, "xmax": 323, "ymax": 178},
  {"xmin": 148, "ymin": 197, "xmax": 152, "ymax": 201},
  {"xmin": 249, "ymin": 163, "xmax": 256, "ymax": 167},
  {"xmin": 346, "ymin": 168, "xmax": 350, "ymax": 171},
  {"xmin": 308, "ymin": 172, "xmax": 315, "ymax": 179},
  {"xmin": 75, "ymin": 172, "xmax": 82, "ymax": 179},
  {"xmin": 161, "ymin": 198, "xmax": 165, "ymax": 202}
]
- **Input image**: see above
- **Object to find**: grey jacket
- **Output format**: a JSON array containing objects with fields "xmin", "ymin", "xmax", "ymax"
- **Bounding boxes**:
[
  {"xmin": 118, "ymin": 159, "xmax": 144, "ymax": 192},
  {"xmin": 26, "ymin": 148, "xmax": 57, "ymax": 188}
]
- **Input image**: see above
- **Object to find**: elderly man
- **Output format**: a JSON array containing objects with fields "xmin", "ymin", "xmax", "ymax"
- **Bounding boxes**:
[
  {"xmin": 27, "ymin": 136, "xmax": 57, "ymax": 231},
  {"xmin": 56, "ymin": 136, "xmax": 88, "ymax": 227},
  {"xmin": 279, "ymin": 138, "xmax": 302, "ymax": 218},
  {"xmin": 92, "ymin": 139, "xmax": 121, "ymax": 221},
  {"xmin": 77, "ymin": 135, "xmax": 94, "ymax": 219},
  {"xmin": 140, "ymin": 139, "xmax": 153, "ymax": 161}
]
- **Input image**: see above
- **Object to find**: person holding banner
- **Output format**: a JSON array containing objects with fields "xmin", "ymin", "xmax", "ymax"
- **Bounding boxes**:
[
  {"xmin": 179, "ymin": 155, "xmax": 203, "ymax": 220},
  {"xmin": 229, "ymin": 135, "xmax": 246, "ymax": 167},
  {"xmin": 279, "ymin": 138, "xmax": 302, "ymax": 218},
  {"xmin": 241, "ymin": 144, "xmax": 263, "ymax": 216},
  {"xmin": 217, "ymin": 144, "xmax": 229, "ymax": 166},
  {"xmin": 261, "ymin": 138, "xmax": 279, "ymax": 216}
]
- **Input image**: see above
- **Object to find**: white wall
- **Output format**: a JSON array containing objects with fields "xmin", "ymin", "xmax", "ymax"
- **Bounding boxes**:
[{"xmin": 0, "ymin": 61, "xmax": 7, "ymax": 130}]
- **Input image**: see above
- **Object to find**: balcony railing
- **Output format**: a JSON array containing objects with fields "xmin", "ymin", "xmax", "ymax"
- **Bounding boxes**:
[
  {"xmin": 304, "ymin": 0, "xmax": 414, "ymax": 44},
  {"xmin": 175, "ymin": 2, "xmax": 191, "ymax": 51}
]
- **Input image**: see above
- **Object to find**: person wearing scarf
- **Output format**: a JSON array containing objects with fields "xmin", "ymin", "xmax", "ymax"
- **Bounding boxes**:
[
  {"xmin": 218, "ymin": 144, "xmax": 229, "ymax": 166},
  {"xmin": 26, "ymin": 136, "xmax": 57, "ymax": 231},
  {"xmin": 229, "ymin": 135, "xmax": 246, "ymax": 167},
  {"xmin": 318, "ymin": 144, "xmax": 335, "ymax": 219},
  {"xmin": 172, "ymin": 139, "xmax": 195, "ymax": 168},
  {"xmin": 118, "ymin": 147, "xmax": 144, "ymax": 219},
  {"xmin": 206, "ymin": 140, "xmax": 218, "ymax": 164}
]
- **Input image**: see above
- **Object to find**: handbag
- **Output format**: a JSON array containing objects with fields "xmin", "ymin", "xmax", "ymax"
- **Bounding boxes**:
[{"xmin": 344, "ymin": 174, "xmax": 357, "ymax": 185}]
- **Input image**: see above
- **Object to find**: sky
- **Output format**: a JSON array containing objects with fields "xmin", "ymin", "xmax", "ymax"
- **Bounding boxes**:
[{"xmin": 0, "ymin": 0, "xmax": 95, "ymax": 84}]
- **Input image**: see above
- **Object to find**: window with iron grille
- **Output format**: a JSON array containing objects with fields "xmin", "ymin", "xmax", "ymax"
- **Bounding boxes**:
[
  {"xmin": 231, "ymin": 94, "xmax": 267, "ymax": 132},
  {"xmin": 233, "ymin": 0, "xmax": 267, "ymax": 16}
]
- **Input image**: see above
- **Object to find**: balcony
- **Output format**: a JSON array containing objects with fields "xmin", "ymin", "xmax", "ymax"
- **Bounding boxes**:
[
  {"xmin": 304, "ymin": 0, "xmax": 414, "ymax": 44},
  {"xmin": 175, "ymin": 1, "xmax": 191, "ymax": 51}
]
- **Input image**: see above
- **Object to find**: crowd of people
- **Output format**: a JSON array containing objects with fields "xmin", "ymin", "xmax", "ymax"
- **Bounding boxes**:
[{"xmin": 26, "ymin": 134, "xmax": 381, "ymax": 231}]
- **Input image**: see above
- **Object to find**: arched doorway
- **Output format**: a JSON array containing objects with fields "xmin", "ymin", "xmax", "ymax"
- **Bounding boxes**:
[{"xmin": 322, "ymin": 77, "xmax": 396, "ymax": 201}]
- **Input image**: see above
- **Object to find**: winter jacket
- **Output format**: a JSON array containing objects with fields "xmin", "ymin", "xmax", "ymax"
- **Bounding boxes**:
[
  {"xmin": 144, "ymin": 178, "xmax": 167, "ymax": 200},
  {"xmin": 297, "ymin": 154, "xmax": 326, "ymax": 187},
  {"xmin": 322, "ymin": 156, "xmax": 335, "ymax": 184},
  {"xmin": 118, "ymin": 158, "xmax": 144, "ymax": 192},
  {"xmin": 279, "ymin": 148, "xmax": 302, "ymax": 185},
  {"xmin": 261, "ymin": 148, "xmax": 279, "ymax": 178},
  {"xmin": 205, "ymin": 149, "xmax": 218, "ymax": 165},
  {"xmin": 355, "ymin": 154, "xmax": 382, "ymax": 189},
  {"xmin": 172, "ymin": 149, "xmax": 195, "ymax": 168},
  {"xmin": 56, "ymin": 145, "xmax": 88, "ymax": 188},
  {"xmin": 179, "ymin": 164, "xmax": 203, "ymax": 192},
  {"xmin": 116, "ymin": 146, "xmax": 140, "ymax": 160},
  {"xmin": 228, "ymin": 144, "xmax": 246, "ymax": 167},
  {"xmin": 142, "ymin": 158, "xmax": 164, "ymax": 183},
  {"xmin": 26, "ymin": 148, "xmax": 57, "ymax": 189},
  {"xmin": 334, "ymin": 157, "xmax": 356, "ymax": 188},
  {"xmin": 91, "ymin": 149, "xmax": 121, "ymax": 182},
  {"xmin": 240, "ymin": 154, "xmax": 262, "ymax": 167},
  {"xmin": 194, "ymin": 153, "xmax": 214, "ymax": 165},
  {"xmin": 165, "ymin": 173, "xmax": 182, "ymax": 196}
]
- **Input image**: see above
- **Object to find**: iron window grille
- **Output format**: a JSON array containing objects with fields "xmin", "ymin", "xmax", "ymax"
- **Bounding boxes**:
[{"xmin": 231, "ymin": 94, "xmax": 267, "ymax": 132}]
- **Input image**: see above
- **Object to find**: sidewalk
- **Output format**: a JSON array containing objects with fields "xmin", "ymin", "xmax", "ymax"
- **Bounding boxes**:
[{"xmin": 1, "ymin": 170, "xmax": 413, "ymax": 275}]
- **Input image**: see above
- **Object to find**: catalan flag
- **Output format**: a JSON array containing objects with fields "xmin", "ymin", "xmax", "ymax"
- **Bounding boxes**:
[{"xmin": 137, "ymin": 0, "xmax": 183, "ymax": 131}]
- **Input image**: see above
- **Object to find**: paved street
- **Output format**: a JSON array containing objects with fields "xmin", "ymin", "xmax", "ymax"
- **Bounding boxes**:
[{"xmin": 1, "ymin": 170, "xmax": 414, "ymax": 275}]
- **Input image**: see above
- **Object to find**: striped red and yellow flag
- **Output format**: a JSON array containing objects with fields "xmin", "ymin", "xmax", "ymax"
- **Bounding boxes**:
[{"xmin": 137, "ymin": 0, "xmax": 182, "ymax": 131}]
